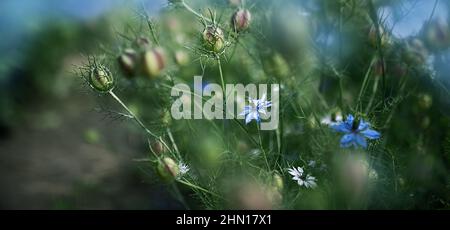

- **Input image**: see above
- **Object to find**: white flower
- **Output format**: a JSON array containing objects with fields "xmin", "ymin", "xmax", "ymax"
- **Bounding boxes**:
[
  {"xmin": 239, "ymin": 94, "xmax": 272, "ymax": 124},
  {"xmin": 321, "ymin": 113, "xmax": 343, "ymax": 126},
  {"xmin": 288, "ymin": 166, "xmax": 317, "ymax": 189},
  {"xmin": 178, "ymin": 162, "xmax": 190, "ymax": 176}
]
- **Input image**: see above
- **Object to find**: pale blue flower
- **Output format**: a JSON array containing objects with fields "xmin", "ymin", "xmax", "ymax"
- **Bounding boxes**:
[
  {"xmin": 331, "ymin": 114, "xmax": 381, "ymax": 149},
  {"xmin": 239, "ymin": 94, "xmax": 272, "ymax": 124},
  {"xmin": 288, "ymin": 166, "xmax": 317, "ymax": 188},
  {"xmin": 178, "ymin": 162, "xmax": 190, "ymax": 176}
]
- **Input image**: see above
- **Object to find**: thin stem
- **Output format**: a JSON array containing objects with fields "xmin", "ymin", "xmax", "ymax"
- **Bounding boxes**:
[
  {"xmin": 217, "ymin": 57, "xmax": 226, "ymax": 95},
  {"xmin": 167, "ymin": 127, "xmax": 182, "ymax": 160},
  {"xmin": 177, "ymin": 179, "xmax": 222, "ymax": 199},
  {"xmin": 141, "ymin": 1, "xmax": 160, "ymax": 45},
  {"xmin": 182, "ymin": 0, "xmax": 212, "ymax": 23},
  {"xmin": 257, "ymin": 124, "xmax": 270, "ymax": 170},
  {"xmin": 109, "ymin": 90, "xmax": 172, "ymax": 153},
  {"xmin": 110, "ymin": 91, "xmax": 157, "ymax": 138},
  {"xmin": 365, "ymin": 75, "xmax": 380, "ymax": 114}
]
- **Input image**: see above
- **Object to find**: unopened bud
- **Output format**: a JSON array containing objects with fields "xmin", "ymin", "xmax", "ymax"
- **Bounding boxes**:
[
  {"xmin": 142, "ymin": 47, "xmax": 166, "ymax": 79},
  {"xmin": 202, "ymin": 25, "xmax": 225, "ymax": 53},
  {"xmin": 89, "ymin": 64, "xmax": 114, "ymax": 93},
  {"xmin": 135, "ymin": 36, "xmax": 151, "ymax": 50},
  {"xmin": 118, "ymin": 48, "xmax": 138, "ymax": 78},
  {"xmin": 369, "ymin": 25, "xmax": 389, "ymax": 47},
  {"xmin": 157, "ymin": 157, "xmax": 179, "ymax": 181},
  {"xmin": 231, "ymin": 9, "xmax": 251, "ymax": 32},
  {"xmin": 174, "ymin": 50, "xmax": 190, "ymax": 66}
]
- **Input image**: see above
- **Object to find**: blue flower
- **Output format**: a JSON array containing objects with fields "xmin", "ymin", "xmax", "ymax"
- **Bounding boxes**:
[
  {"xmin": 331, "ymin": 114, "xmax": 381, "ymax": 149},
  {"xmin": 239, "ymin": 94, "xmax": 272, "ymax": 124}
]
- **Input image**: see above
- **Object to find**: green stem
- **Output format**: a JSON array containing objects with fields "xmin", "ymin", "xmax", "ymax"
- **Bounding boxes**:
[
  {"xmin": 217, "ymin": 57, "xmax": 226, "ymax": 95},
  {"xmin": 365, "ymin": 75, "xmax": 380, "ymax": 114},
  {"xmin": 257, "ymin": 124, "xmax": 270, "ymax": 170},
  {"xmin": 177, "ymin": 179, "xmax": 222, "ymax": 199},
  {"xmin": 182, "ymin": 0, "xmax": 212, "ymax": 23},
  {"xmin": 109, "ymin": 91, "xmax": 173, "ymax": 154}
]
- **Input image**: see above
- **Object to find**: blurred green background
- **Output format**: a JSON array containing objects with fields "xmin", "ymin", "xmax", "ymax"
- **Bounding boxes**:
[{"xmin": 0, "ymin": 0, "xmax": 183, "ymax": 209}]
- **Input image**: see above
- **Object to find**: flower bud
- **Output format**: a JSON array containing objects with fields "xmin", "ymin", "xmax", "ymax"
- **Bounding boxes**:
[
  {"xmin": 174, "ymin": 50, "xmax": 190, "ymax": 66},
  {"xmin": 418, "ymin": 93, "xmax": 433, "ymax": 110},
  {"xmin": 89, "ymin": 64, "xmax": 114, "ymax": 93},
  {"xmin": 202, "ymin": 25, "xmax": 225, "ymax": 53},
  {"xmin": 157, "ymin": 157, "xmax": 179, "ymax": 181},
  {"xmin": 135, "ymin": 36, "xmax": 151, "ymax": 49},
  {"xmin": 117, "ymin": 48, "xmax": 138, "ymax": 78},
  {"xmin": 142, "ymin": 47, "xmax": 166, "ymax": 79},
  {"xmin": 228, "ymin": 0, "xmax": 241, "ymax": 7},
  {"xmin": 231, "ymin": 9, "xmax": 251, "ymax": 32},
  {"xmin": 152, "ymin": 140, "xmax": 167, "ymax": 156},
  {"xmin": 368, "ymin": 25, "xmax": 389, "ymax": 47},
  {"xmin": 403, "ymin": 38, "xmax": 428, "ymax": 65},
  {"xmin": 272, "ymin": 172, "xmax": 284, "ymax": 192}
]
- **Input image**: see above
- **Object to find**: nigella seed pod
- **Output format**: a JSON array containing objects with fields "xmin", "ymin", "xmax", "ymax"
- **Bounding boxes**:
[
  {"xmin": 403, "ymin": 39, "xmax": 428, "ymax": 65},
  {"xmin": 135, "ymin": 36, "xmax": 151, "ymax": 50},
  {"xmin": 142, "ymin": 47, "xmax": 166, "ymax": 79},
  {"xmin": 418, "ymin": 93, "xmax": 433, "ymax": 110},
  {"xmin": 231, "ymin": 9, "xmax": 251, "ymax": 32},
  {"xmin": 368, "ymin": 25, "xmax": 389, "ymax": 47},
  {"xmin": 272, "ymin": 172, "xmax": 284, "ymax": 192},
  {"xmin": 202, "ymin": 25, "xmax": 225, "ymax": 53},
  {"xmin": 228, "ymin": 0, "xmax": 241, "ymax": 7},
  {"xmin": 152, "ymin": 140, "xmax": 167, "ymax": 156},
  {"xmin": 117, "ymin": 49, "xmax": 138, "ymax": 78},
  {"xmin": 89, "ymin": 64, "xmax": 114, "ymax": 93},
  {"xmin": 157, "ymin": 157, "xmax": 179, "ymax": 181},
  {"xmin": 174, "ymin": 50, "xmax": 189, "ymax": 66}
]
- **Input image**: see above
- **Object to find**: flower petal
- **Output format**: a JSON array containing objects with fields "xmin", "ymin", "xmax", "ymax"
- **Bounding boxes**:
[
  {"xmin": 297, "ymin": 167, "xmax": 304, "ymax": 176},
  {"xmin": 355, "ymin": 134, "xmax": 367, "ymax": 148},
  {"xmin": 288, "ymin": 168, "xmax": 297, "ymax": 176},
  {"xmin": 340, "ymin": 133, "xmax": 355, "ymax": 148},
  {"xmin": 345, "ymin": 114, "xmax": 354, "ymax": 126},
  {"xmin": 245, "ymin": 111, "xmax": 257, "ymax": 124},
  {"xmin": 239, "ymin": 106, "xmax": 252, "ymax": 116},
  {"xmin": 357, "ymin": 119, "xmax": 369, "ymax": 131},
  {"xmin": 361, "ymin": 128, "xmax": 381, "ymax": 139},
  {"xmin": 331, "ymin": 123, "xmax": 351, "ymax": 133}
]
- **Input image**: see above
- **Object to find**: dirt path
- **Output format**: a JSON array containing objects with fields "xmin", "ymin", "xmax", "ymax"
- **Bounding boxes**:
[{"xmin": 0, "ymin": 92, "xmax": 181, "ymax": 209}]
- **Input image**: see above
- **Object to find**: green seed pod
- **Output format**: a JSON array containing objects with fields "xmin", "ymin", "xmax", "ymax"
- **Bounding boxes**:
[
  {"xmin": 118, "ymin": 48, "xmax": 138, "ymax": 78},
  {"xmin": 142, "ymin": 47, "xmax": 166, "ymax": 79},
  {"xmin": 403, "ymin": 38, "xmax": 428, "ymax": 65},
  {"xmin": 202, "ymin": 25, "xmax": 225, "ymax": 53},
  {"xmin": 272, "ymin": 172, "xmax": 284, "ymax": 192},
  {"xmin": 157, "ymin": 157, "xmax": 179, "ymax": 181},
  {"xmin": 228, "ymin": 0, "xmax": 241, "ymax": 7},
  {"xmin": 174, "ymin": 50, "xmax": 190, "ymax": 66},
  {"xmin": 151, "ymin": 140, "xmax": 167, "ymax": 156},
  {"xmin": 368, "ymin": 25, "xmax": 389, "ymax": 48},
  {"xmin": 89, "ymin": 64, "xmax": 114, "ymax": 93},
  {"xmin": 418, "ymin": 93, "xmax": 433, "ymax": 110},
  {"xmin": 231, "ymin": 9, "xmax": 251, "ymax": 32}
]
